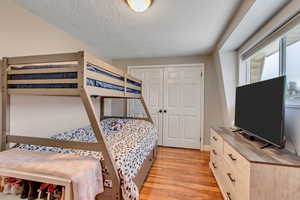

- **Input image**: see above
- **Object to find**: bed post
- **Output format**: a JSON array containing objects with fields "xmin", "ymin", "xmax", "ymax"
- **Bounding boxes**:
[
  {"xmin": 141, "ymin": 97, "xmax": 153, "ymax": 124},
  {"xmin": 78, "ymin": 53, "xmax": 121, "ymax": 200},
  {"xmin": 123, "ymin": 99, "xmax": 128, "ymax": 118},
  {"xmin": 1, "ymin": 58, "xmax": 10, "ymax": 151},
  {"xmin": 100, "ymin": 97, "xmax": 104, "ymax": 120},
  {"xmin": 80, "ymin": 91, "xmax": 121, "ymax": 200},
  {"xmin": 124, "ymin": 74, "xmax": 128, "ymax": 118}
]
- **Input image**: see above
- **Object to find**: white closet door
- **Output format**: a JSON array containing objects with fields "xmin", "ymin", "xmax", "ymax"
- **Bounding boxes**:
[
  {"xmin": 129, "ymin": 68, "xmax": 164, "ymax": 145},
  {"xmin": 163, "ymin": 67, "xmax": 203, "ymax": 149}
]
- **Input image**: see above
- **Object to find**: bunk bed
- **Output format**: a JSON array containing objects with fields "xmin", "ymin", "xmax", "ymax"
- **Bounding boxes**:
[{"xmin": 0, "ymin": 51, "xmax": 158, "ymax": 200}]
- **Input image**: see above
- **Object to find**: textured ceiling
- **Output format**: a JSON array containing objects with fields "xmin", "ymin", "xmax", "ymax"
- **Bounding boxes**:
[{"xmin": 16, "ymin": 0, "xmax": 241, "ymax": 59}]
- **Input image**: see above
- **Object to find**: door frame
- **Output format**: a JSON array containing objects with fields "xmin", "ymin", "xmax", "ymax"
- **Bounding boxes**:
[{"xmin": 128, "ymin": 64, "xmax": 205, "ymax": 151}]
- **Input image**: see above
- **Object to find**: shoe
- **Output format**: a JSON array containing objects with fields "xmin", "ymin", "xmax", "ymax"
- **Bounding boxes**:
[
  {"xmin": 11, "ymin": 179, "xmax": 23, "ymax": 195},
  {"xmin": 46, "ymin": 184, "xmax": 55, "ymax": 200},
  {"xmin": 28, "ymin": 181, "xmax": 41, "ymax": 200},
  {"xmin": 52, "ymin": 189, "xmax": 62, "ymax": 200},
  {"xmin": 37, "ymin": 183, "xmax": 49, "ymax": 199},
  {"xmin": 20, "ymin": 181, "xmax": 29, "ymax": 199},
  {"xmin": 3, "ymin": 182, "xmax": 11, "ymax": 194},
  {"xmin": 47, "ymin": 185, "xmax": 63, "ymax": 200}
]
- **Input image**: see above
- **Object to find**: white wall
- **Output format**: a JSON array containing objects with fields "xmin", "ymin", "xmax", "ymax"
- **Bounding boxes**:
[
  {"xmin": 212, "ymin": 0, "xmax": 256, "ymax": 127},
  {"xmin": 219, "ymin": 51, "xmax": 238, "ymax": 125},
  {"xmin": 10, "ymin": 96, "xmax": 100, "ymax": 137},
  {"xmin": 0, "ymin": 0, "xmax": 107, "ymax": 137},
  {"xmin": 112, "ymin": 55, "xmax": 224, "ymax": 145}
]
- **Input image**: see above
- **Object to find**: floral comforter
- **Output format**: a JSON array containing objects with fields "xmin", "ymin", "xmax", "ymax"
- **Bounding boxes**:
[{"xmin": 17, "ymin": 118, "xmax": 158, "ymax": 200}]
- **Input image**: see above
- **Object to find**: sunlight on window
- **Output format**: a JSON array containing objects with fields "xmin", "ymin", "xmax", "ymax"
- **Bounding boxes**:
[
  {"xmin": 261, "ymin": 52, "xmax": 279, "ymax": 80},
  {"xmin": 242, "ymin": 22, "xmax": 300, "ymax": 105},
  {"xmin": 248, "ymin": 39, "xmax": 280, "ymax": 83},
  {"xmin": 286, "ymin": 40, "xmax": 300, "ymax": 101}
]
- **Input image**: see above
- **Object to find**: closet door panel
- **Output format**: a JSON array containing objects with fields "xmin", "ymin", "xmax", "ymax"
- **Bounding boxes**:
[
  {"xmin": 147, "ymin": 69, "xmax": 164, "ymax": 146},
  {"xmin": 129, "ymin": 68, "xmax": 164, "ymax": 145},
  {"xmin": 163, "ymin": 67, "xmax": 202, "ymax": 149}
]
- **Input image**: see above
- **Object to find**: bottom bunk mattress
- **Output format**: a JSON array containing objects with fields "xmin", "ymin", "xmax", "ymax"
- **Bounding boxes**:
[{"xmin": 17, "ymin": 118, "xmax": 158, "ymax": 200}]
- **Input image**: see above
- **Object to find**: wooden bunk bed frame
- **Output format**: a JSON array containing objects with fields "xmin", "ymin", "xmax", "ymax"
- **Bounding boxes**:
[{"xmin": 0, "ymin": 51, "xmax": 156, "ymax": 200}]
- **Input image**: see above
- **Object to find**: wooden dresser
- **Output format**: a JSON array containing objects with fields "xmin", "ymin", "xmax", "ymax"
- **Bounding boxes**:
[{"xmin": 209, "ymin": 127, "xmax": 300, "ymax": 200}]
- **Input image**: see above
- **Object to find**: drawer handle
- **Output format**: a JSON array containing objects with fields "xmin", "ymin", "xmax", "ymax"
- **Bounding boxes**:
[
  {"xmin": 226, "ymin": 192, "xmax": 232, "ymax": 200},
  {"xmin": 212, "ymin": 162, "xmax": 217, "ymax": 169},
  {"xmin": 212, "ymin": 136, "xmax": 218, "ymax": 141},
  {"xmin": 212, "ymin": 149, "xmax": 217, "ymax": 155},
  {"xmin": 227, "ymin": 173, "xmax": 236, "ymax": 183},
  {"xmin": 228, "ymin": 154, "xmax": 237, "ymax": 161}
]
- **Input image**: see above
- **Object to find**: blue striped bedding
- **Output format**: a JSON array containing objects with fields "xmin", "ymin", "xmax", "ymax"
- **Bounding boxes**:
[{"xmin": 8, "ymin": 64, "xmax": 141, "ymax": 94}]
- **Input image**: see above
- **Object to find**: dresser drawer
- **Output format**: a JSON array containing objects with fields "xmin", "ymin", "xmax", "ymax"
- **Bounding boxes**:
[
  {"xmin": 210, "ymin": 139, "xmax": 222, "ymax": 162},
  {"xmin": 210, "ymin": 148, "xmax": 222, "ymax": 169},
  {"xmin": 210, "ymin": 146, "xmax": 219, "ymax": 162},
  {"xmin": 210, "ymin": 159, "xmax": 219, "ymax": 174},
  {"xmin": 210, "ymin": 153, "xmax": 236, "ymax": 200},
  {"xmin": 211, "ymin": 129, "xmax": 222, "ymax": 145},
  {"xmin": 223, "ymin": 141, "xmax": 249, "ymax": 172},
  {"xmin": 223, "ymin": 170, "xmax": 249, "ymax": 200},
  {"xmin": 210, "ymin": 129, "xmax": 223, "ymax": 155},
  {"xmin": 222, "ymin": 154, "xmax": 250, "ymax": 200},
  {"xmin": 222, "ymin": 181, "xmax": 236, "ymax": 200},
  {"xmin": 223, "ymin": 161, "xmax": 244, "ymax": 189},
  {"xmin": 210, "ymin": 154, "xmax": 223, "ymax": 188}
]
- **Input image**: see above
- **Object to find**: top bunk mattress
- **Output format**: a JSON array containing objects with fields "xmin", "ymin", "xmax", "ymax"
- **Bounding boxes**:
[
  {"xmin": 16, "ymin": 118, "xmax": 158, "ymax": 200},
  {"xmin": 8, "ymin": 64, "xmax": 142, "ymax": 94}
]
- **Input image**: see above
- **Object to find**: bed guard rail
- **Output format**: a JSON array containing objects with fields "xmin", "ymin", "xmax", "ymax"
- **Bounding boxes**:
[{"xmin": 2, "ymin": 51, "xmax": 142, "ymax": 98}]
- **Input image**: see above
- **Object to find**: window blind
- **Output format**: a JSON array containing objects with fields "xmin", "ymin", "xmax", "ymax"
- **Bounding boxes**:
[{"xmin": 241, "ymin": 12, "xmax": 300, "ymax": 61}]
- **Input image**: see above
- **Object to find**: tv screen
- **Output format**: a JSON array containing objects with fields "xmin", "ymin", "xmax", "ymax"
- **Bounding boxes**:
[{"xmin": 234, "ymin": 76, "xmax": 286, "ymax": 148}]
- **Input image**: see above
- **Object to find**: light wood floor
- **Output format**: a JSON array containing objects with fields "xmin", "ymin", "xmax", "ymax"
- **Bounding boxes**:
[{"xmin": 140, "ymin": 147, "xmax": 223, "ymax": 200}]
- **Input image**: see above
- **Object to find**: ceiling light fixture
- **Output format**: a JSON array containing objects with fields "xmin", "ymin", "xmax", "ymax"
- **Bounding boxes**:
[{"xmin": 125, "ymin": 0, "xmax": 153, "ymax": 12}]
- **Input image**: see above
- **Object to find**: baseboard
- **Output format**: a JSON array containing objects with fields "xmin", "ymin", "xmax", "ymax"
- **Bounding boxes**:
[{"xmin": 203, "ymin": 145, "xmax": 210, "ymax": 151}]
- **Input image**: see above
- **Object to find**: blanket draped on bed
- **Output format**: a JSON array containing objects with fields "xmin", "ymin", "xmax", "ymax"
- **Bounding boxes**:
[
  {"xmin": 17, "ymin": 118, "xmax": 158, "ymax": 200},
  {"xmin": 0, "ymin": 149, "xmax": 103, "ymax": 200}
]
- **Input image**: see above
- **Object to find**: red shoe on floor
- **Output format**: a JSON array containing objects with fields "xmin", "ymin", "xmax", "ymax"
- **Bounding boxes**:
[{"xmin": 47, "ymin": 185, "xmax": 64, "ymax": 200}]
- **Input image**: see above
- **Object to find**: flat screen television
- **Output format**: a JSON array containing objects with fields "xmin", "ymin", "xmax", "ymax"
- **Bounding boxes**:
[{"xmin": 234, "ymin": 76, "xmax": 286, "ymax": 148}]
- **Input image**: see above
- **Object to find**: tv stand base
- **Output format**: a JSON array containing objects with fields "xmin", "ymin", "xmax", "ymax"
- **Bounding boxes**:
[
  {"xmin": 239, "ymin": 131, "xmax": 256, "ymax": 141},
  {"xmin": 260, "ymin": 143, "xmax": 272, "ymax": 149}
]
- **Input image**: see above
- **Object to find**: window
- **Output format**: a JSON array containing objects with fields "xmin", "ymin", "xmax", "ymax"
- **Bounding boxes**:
[
  {"xmin": 241, "ymin": 21, "xmax": 300, "ymax": 106},
  {"xmin": 285, "ymin": 24, "xmax": 300, "ymax": 104},
  {"xmin": 248, "ymin": 39, "xmax": 280, "ymax": 83}
]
